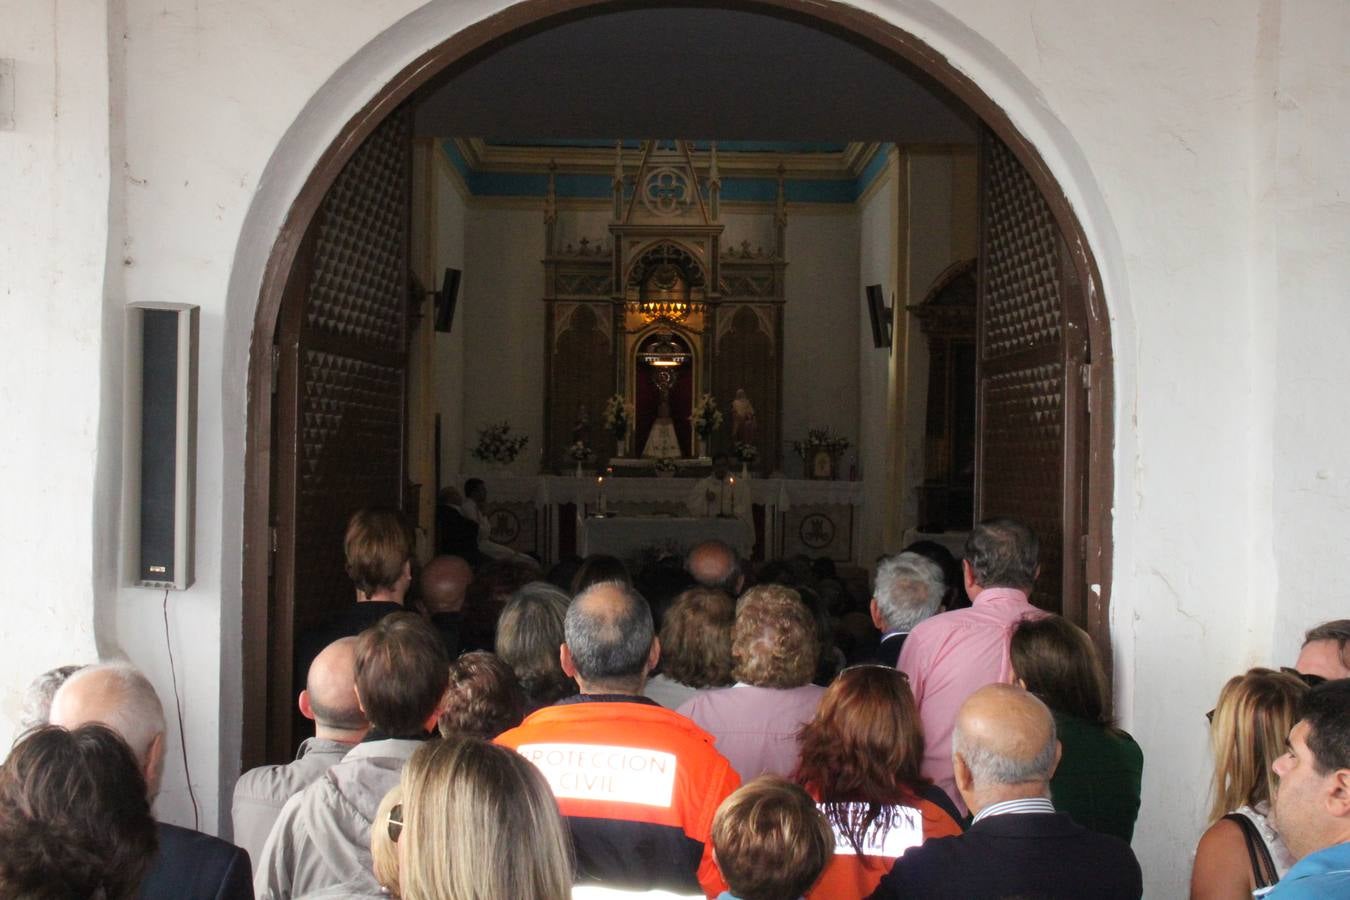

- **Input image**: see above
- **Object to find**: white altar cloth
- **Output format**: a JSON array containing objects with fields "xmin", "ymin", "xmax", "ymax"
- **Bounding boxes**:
[{"xmin": 578, "ymin": 515, "xmax": 754, "ymax": 561}]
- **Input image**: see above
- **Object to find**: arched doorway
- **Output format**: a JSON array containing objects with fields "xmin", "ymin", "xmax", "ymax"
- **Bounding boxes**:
[{"xmin": 240, "ymin": 0, "xmax": 1116, "ymax": 767}]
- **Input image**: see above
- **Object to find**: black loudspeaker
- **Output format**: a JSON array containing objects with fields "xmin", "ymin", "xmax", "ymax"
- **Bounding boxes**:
[
  {"xmin": 126, "ymin": 304, "xmax": 198, "ymax": 589},
  {"xmin": 435, "ymin": 267, "xmax": 461, "ymax": 333},
  {"xmin": 865, "ymin": 284, "xmax": 892, "ymax": 349}
]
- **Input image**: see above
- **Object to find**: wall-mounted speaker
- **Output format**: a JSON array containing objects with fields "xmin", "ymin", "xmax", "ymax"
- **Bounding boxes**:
[
  {"xmin": 125, "ymin": 304, "xmax": 198, "ymax": 590},
  {"xmin": 435, "ymin": 267, "xmax": 461, "ymax": 333}
]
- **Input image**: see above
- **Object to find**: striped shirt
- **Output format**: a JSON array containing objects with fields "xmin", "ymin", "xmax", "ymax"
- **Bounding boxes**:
[{"xmin": 971, "ymin": 797, "xmax": 1056, "ymax": 824}]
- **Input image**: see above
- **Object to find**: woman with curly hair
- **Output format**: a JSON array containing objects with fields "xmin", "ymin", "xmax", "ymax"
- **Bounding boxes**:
[
  {"xmin": 793, "ymin": 666, "xmax": 963, "ymax": 899},
  {"xmin": 0, "ymin": 724, "xmax": 159, "ymax": 899},
  {"xmin": 678, "ymin": 584, "xmax": 825, "ymax": 780}
]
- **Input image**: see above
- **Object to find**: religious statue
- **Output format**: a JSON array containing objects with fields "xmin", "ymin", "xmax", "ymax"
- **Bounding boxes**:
[
  {"xmin": 731, "ymin": 388, "xmax": 756, "ymax": 445},
  {"xmin": 572, "ymin": 402, "xmax": 591, "ymax": 446},
  {"xmin": 641, "ymin": 400, "xmax": 682, "ymax": 459}
]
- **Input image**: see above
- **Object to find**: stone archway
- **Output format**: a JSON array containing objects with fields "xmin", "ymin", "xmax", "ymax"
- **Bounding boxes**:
[{"xmin": 235, "ymin": 0, "xmax": 1120, "ymax": 767}]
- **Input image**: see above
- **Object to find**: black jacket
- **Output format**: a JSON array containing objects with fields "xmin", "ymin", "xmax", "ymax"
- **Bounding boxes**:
[
  {"xmin": 139, "ymin": 822, "xmax": 253, "ymax": 900},
  {"xmin": 867, "ymin": 811, "xmax": 1142, "ymax": 899}
]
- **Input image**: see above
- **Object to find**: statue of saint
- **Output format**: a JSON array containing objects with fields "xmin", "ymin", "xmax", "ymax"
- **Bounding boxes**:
[
  {"xmin": 641, "ymin": 400, "xmax": 682, "ymax": 459},
  {"xmin": 572, "ymin": 402, "xmax": 591, "ymax": 446},
  {"xmin": 731, "ymin": 388, "xmax": 756, "ymax": 445}
]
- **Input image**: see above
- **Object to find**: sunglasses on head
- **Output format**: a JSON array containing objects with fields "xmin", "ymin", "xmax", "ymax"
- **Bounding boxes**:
[
  {"xmin": 387, "ymin": 803, "xmax": 403, "ymax": 843},
  {"xmin": 1204, "ymin": 668, "xmax": 1326, "ymax": 722}
]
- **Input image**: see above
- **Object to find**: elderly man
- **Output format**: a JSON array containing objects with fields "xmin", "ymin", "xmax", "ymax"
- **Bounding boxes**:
[
  {"xmin": 1295, "ymin": 620, "xmax": 1350, "ymax": 681},
  {"xmin": 870, "ymin": 684, "xmax": 1141, "ymax": 898},
  {"xmin": 49, "ymin": 663, "xmax": 253, "ymax": 899},
  {"xmin": 1267, "ymin": 679, "xmax": 1350, "ymax": 898},
  {"xmin": 255, "ymin": 613, "xmax": 448, "ymax": 899},
  {"xmin": 419, "ymin": 554, "xmax": 473, "ymax": 658},
  {"xmin": 899, "ymin": 517, "xmax": 1046, "ymax": 813},
  {"xmin": 231, "ymin": 637, "xmax": 368, "ymax": 868},
  {"xmin": 685, "ymin": 539, "xmax": 744, "ymax": 595},
  {"xmin": 496, "ymin": 580, "xmax": 741, "ymax": 897},
  {"xmin": 869, "ymin": 551, "xmax": 945, "ymax": 667}
]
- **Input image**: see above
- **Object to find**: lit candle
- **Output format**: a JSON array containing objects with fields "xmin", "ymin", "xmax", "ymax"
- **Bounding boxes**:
[
  {"xmin": 597, "ymin": 475, "xmax": 607, "ymax": 515},
  {"xmin": 728, "ymin": 476, "xmax": 735, "ymax": 517}
]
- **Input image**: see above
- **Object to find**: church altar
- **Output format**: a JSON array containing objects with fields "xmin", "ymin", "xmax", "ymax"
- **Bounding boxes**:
[
  {"xmin": 579, "ymin": 516, "xmax": 753, "ymax": 562},
  {"xmin": 458, "ymin": 475, "xmax": 864, "ymax": 564}
]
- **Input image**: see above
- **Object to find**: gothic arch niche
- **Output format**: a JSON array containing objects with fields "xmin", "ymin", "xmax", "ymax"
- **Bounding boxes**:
[{"xmin": 240, "ymin": 0, "xmax": 1118, "ymax": 767}]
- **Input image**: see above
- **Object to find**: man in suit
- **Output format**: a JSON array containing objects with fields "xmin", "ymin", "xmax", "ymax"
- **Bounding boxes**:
[
  {"xmin": 869, "ymin": 550, "xmax": 945, "ymax": 667},
  {"xmin": 869, "ymin": 683, "xmax": 1141, "ymax": 899},
  {"xmin": 49, "ymin": 662, "xmax": 253, "ymax": 899}
]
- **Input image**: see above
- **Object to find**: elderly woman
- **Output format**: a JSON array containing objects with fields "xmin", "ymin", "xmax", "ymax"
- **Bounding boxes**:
[
  {"xmin": 678, "ymin": 584, "xmax": 825, "ymax": 780},
  {"xmin": 644, "ymin": 586, "xmax": 736, "ymax": 709}
]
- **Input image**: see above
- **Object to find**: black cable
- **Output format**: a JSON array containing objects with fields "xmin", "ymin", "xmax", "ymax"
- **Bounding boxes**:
[{"xmin": 162, "ymin": 588, "xmax": 200, "ymax": 830}]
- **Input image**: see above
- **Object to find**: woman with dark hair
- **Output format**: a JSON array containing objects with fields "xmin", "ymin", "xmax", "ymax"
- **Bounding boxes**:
[
  {"xmin": 570, "ymin": 554, "xmax": 631, "ymax": 595},
  {"xmin": 495, "ymin": 581, "xmax": 577, "ymax": 711},
  {"xmin": 1010, "ymin": 614, "xmax": 1144, "ymax": 841},
  {"xmin": 794, "ymin": 666, "xmax": 962, "ymax": 899},
  {"xmin": 0, "ymin": 724, "xmax": 159, "ymax": 899},
  {"xmin": 438, "ymin": 651, "xmax": 527, "ymax": 739},
  {"xmin": 644, "ymin": 586, "xmax": 735, "ymax": 708}
]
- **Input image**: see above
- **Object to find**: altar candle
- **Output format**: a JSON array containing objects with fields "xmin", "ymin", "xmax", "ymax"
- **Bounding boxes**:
[
  {"xmin": 728, "ymin": 476, "xmax": 735, "ymax": 516},
  {"xmin": 597, "ymin": 475, "xmax": 607, "ymax": 515}
]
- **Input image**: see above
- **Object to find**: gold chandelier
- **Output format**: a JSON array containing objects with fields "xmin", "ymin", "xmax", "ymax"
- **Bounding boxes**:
[{"xmin": 638, "ymin": 299, "xmax": 694, "ymax": 325}]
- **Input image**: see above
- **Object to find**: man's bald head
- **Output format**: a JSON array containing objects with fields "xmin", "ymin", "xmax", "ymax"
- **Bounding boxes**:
[
  {"xmin": 686, "ymin": 540, "xmax": 743, "ymax": 594},
  {"xmin": 420, "ymin": 555, "xmax": 474, "ymax": 616},
  {"xmin": 563, "ymin": 581, "xmax": 656, "ymax": 693},
  {"xmin": 303, "ymin": 637, "xmax": 368, "ymax": 737},
  {"xmin": 49, "ymin": 663, "xmax": 167, "ymax": 798},
  {"xmin": 952, "ymin": 684, "xmax": 1059, "ymax": 809}
]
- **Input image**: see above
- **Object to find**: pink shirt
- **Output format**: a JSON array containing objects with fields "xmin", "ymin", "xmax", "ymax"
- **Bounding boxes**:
[{"xmin": 897, "ymin": 586, "xmax": 1044, "ymax": 815}]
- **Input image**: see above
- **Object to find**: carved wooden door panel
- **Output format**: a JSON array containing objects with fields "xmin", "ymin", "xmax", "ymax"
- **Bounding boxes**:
[
  {"xmin": 975, "ymin": 131, "xmax": 1089, "ymax": 619},
  {"xmin": 268, "ymin": 110, "xmax": 411, "ymax": 760}
]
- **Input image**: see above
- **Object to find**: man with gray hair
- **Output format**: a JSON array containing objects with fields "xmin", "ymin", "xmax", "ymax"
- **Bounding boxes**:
[
  {"xmin": 899, "ymin": 516, "xmax": 1047, "ymax": 814},
  {"xmin": 870, "ymin": 684, "xmax": 1141, "ymax": 898},
  {"xmin": 496, "ymin": 580, "xmax": 740, "ymax": 897},
  {"xmin": 49, "ymin": 662, "xmax": 253, "ymax": 899},
  {"xmin": 1295, "ymin": 619, "xmax": 1350, "ymax": 681},
  {"xmin": 869, "ymin": 551, "xmax": 945, "ymax": 667}
]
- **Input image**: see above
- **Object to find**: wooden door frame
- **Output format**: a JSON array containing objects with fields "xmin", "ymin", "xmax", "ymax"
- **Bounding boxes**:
[{"xmin": 240, "ymin": 0, "xmax": 1116, "ymax": 769}]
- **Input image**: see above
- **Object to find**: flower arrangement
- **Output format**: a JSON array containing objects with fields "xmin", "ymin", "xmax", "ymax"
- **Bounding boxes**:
[
  {"xmin": 567, "ymin": 440, "xmax": 595, "ymax": 463},
  {"xmin": 792, "ymin": 428, "xmax": 851, "ymax": 459},
  {"xmin": 603, "ymin": 394, "xmax": 631, "ymax": 441},
  {"xmin": 472, "ymin": 421, "xmax": 529, "ymax": 464},
  {"xmin": 690, "ymin": 393, "xmax": 723, "ymax": 438},
  {"xmin": 653, "ymin": 457, "xmax": 678, "ymax": 476},
  {"xmin": 733, "ymin": 442, "xmax": 759, "ymax": 464}
]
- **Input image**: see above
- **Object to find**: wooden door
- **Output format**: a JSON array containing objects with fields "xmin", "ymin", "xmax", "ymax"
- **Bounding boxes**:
[
  {"xmin": 975, "ymin": 131, "xmax": 1090, "ymax": 620},
  {"xmin": 267, "ymin": 110, "xmax": 412, "ymax": 761}
]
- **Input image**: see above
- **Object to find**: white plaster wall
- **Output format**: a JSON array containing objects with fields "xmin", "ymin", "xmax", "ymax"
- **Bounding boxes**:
[
  {"xmin": 1269, "ymin": 2, "xmax": 1350, "ymax": 661},
  {"xmin": 0, "ymin": 0, "xmax": 110, "ymax": 748},
  {"xmin": 782, "ymin": 209, "xmax": 861, "ymax": 476},
  {"xmin": 8, "ymin": 5, "xmax": 1349, "ymax": 896},
  {"xmin": 461, "ymin": 205, "xmax": 547, "ymax": 473},
  {"xmin": 857, "ymin": 157, "xmax": 898, "ymax": 565},
  {"xmin": 432, "ymin": 156, "xmax": 469, "ymax": 482}
]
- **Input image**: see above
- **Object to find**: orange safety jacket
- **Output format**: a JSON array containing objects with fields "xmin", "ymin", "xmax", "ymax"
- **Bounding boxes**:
[
  {"xmin": 497, "ymin": 695, "xmax": 740, "ymax": 898},
  {"xmin": 805, "ymin": 785, "xmax": 964, "ymax": 900}
]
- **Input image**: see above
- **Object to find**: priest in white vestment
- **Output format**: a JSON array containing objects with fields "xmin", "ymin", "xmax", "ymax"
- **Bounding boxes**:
[{"xmin": 686, "ymin": 455, "xmax": 752, "ymax": 535}]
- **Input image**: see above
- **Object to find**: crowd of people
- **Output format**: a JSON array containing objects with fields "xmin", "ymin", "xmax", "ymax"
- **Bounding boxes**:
[{"xmin": 2, "ymin": 506, "xmax": 1349, "ymax": 899}]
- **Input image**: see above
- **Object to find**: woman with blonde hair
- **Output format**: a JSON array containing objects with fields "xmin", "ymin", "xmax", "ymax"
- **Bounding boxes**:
[
  {"xmin": 1189, "ymin": 667, "xmax": 1309, "ymax": 899},
  {"xmin": 397, "ymin": 736, "xmax": 573, "ymax": 900}
]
